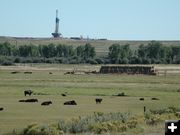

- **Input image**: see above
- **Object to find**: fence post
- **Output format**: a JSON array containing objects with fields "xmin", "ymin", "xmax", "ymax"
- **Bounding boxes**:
[{"xmin": 144, "ymin": 106, "xmax": 146, "ymax": 114}]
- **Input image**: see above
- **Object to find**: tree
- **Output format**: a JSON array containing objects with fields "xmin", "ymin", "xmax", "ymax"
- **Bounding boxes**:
[
  {"xmin": 89, "ymin": 45, "xmax": 96, "ymax": 58},
  {"xmin": 19, "ymin": 45, "xmax": 31, "ymax": 57},
  {"xmin": 47, "ymin": 43, "xmax": 57, "ymax": 57},
  {"xmin": 67, "ymin": 46, "xmax": 75, "ymax": 57},
  {"xmin": 171, "ymin": 46, "xmax": 180, "ymax": 63},
  {"xmin": 109, "ymin": 44, "xmax": 120, "ymax": 64},
  {"xmin": 62, "ymin": 45, "xmax": 69, "ymax": 57},
  {"xmin": 29, "ymin": 44, "xmax": 39, "ymax": 57},
  {"xmin": 38, "ymin": 45, "xmax": 43, "ymax": 57},
  {"xmin": 137, "ymin": 41, "xmax": 173, "ymax": 64},
  {"xmin": 146, "ymin": 41, "xmax": 162, "ymax": 59},
  {"xmin": 109, "ymin": 44, "xmax": 132, "ymax": 64},
  {"xmin": 11, "ymin": 45, "xmax": 19, "ymax": 56},
  {"xmin": 84, "ymin": 43, "xmax": 95, "ymax": 60},
  {"xmin": 41, "ymin": 45, "xmax": 49, "ymax": 58},
  {"xmin": 76, "ymin": 46, "xmax": 84, "ymax": 57},
  {"xmin": 121, "ymin": 44, "xmax": 132, "ymax": 59},
  {"xmin": 57, "ymin": 44, "xmax": 63, "ymax": 57},
  {"xmin": 159, "ymin": 46, "xmax": 172, "ymax": 64},
  {"xmin": 0, "ymin": 42, "xmax": 12, "ymax": 56},
  {"xmin": 138, "ymin": 44, "xmax": 147, "ymax": 58}
]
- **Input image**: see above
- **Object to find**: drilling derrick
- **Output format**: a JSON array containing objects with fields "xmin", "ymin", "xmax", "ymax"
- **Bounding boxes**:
[{"xmin": 52, "ymin": 10, "xmax": 61, "ymax": 38}]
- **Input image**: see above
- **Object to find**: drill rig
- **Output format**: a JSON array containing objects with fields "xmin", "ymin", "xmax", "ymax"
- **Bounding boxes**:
[{"xmin": 52, "ymin": 10, "xmax": 61, "ymax": 38}]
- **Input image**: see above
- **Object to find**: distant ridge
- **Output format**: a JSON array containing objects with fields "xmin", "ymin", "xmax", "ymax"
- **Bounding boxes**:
[{"xmin": 1, "ymin": 36, "xmax": 180, "ymax": 41}]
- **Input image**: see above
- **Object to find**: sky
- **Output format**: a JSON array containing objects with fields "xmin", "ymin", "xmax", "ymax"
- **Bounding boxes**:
[{"xmin": 0, "ymin": 0, "xmax": 180, "ymax": 40}]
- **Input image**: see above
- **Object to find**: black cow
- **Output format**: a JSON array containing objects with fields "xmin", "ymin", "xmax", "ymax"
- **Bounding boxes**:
[
  {"xmin": 114, "ymin": 92, "xmax": 125, "ymax": 97},
  {"xmin": 19, "ymin": 99, "xmax": 26, "ymax": 102},
  {"xmin": 139, "ymin": 98, "xmax": 144, "ymax": 101},
  {"xmin": 64, "ymin": 71, "xmax": 75, "ymax": 75},
  {"xmin": 24, "ymin": 72, "xmax": 32, "ymax": 74},
  {"xmin": 11, "ymin": 71, "xmax": 20, "ymax": 74},
  {"xmin": 64, "ymin": 100, "xmax": 77, "ymax": 105},
  {"xmin": 41, "ymin": 101, "xmax": 52, "ymax": 106},
  {"xmin": 151, "ymin": 97, "xmax": 159, "ymax": 100},
  {"xmin": 25, "ymin": 99, "xmax": 38, "ymax": 102},
  {"xmin": 95, "ymin": 98, "xmax": 103, "ymax": 104},
  {"xmin": 61, "ymin": 93, "xmax": 66, "ymax": 97},
  {"xmin": 24, "ymin": 90, "xmax": 33, "ymax": 96},
  {"xmin": 0, "ymin": 108, "xmax": 4, "ymax": 111}
]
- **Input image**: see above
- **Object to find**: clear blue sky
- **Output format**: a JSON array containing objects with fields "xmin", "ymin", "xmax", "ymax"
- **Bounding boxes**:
[{"xmin": 1, "ymin": 0, "xmax": 180, "ymax": 40}]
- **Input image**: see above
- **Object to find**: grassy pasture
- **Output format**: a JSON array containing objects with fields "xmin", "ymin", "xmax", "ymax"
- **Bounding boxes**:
[{"xmin": 0, "ymin": 64, "xmax": 180, "ymax": 134}]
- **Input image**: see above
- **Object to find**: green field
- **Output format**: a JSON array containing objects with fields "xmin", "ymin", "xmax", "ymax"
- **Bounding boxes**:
[{"xmin": 0, "ymin": 64, "xmax": 180, "ymax": 134}]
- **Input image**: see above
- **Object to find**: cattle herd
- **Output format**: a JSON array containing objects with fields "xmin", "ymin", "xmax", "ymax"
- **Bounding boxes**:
[
  {"xmin": 18, "ymin": 90, "xmax": 103, "ymax": 106},
  {"xmin": 139, "ymin": 97, "xmax": 159, "ymax": 101},
  {"xmin": 0, "ymin": 90, "xmax": 159, "ymax": 112}
]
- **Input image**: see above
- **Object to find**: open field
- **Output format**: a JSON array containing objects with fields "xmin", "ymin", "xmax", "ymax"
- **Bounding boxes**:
[
  {"xmin": 0, "ymin": 36, "xmax": 180, "ymax": 57},
  {"xmin": 0, "ymin": 64, "xmax": 180, "ymax": 134}
]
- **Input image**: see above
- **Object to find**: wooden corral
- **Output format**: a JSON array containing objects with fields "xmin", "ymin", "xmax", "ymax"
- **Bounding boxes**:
[{"xmin": 99, "ymin": 65, "xmax": 156, "ymax": 75}]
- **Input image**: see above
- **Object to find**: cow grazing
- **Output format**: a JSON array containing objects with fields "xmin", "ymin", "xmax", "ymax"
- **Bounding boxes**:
[
  {"xmin": 64, "ymin": 71, "xmax": 75, "ymax": 75},
  {"xmin": 24, "ymin": 90, "xmax": 33, "ymax": 96},
  {"xmin": 24, "ymin": 72, "xmax": 32, "ymax": 74},
  {"xmin": 64, "ymin": 100, "xmax": 77, "ymax": 105},
  {"xmin": 113, "ymin": 92, "xmax": 126, "ymax": 97},
  {"xmin": 95, "ymin": 98, "xmax": 103, "ymax": 104},
  {"xmin": 151, "ymin": 97, "xmax": 159, "ymax": 100},
  {"xmin": 49, "ymin": 72, "xmax": 53, "ymax": 74},
  {"xmin": 61, "ymin": 93, "xmax": 66, "ymax": 97},
  {"xmin": 91, "ymin": 71, "xmax": 98, "ymax": 74},
  {"xmin": 25, "ymin": 99, "xmax": 38, "ymax": 102},
  {"xmin": 19, "ymin": 99, "xmax": 38, "ymax": 103},
  {"xmin": 139, "ymin": 98, "xmax": 144, "ymax": 101},
  {"xmin": 19, "ymin": 99, "xmax": 26, "ymax": 102},
  {"xmin": 41, "ymin": 101, "xmax": 52, "ymax": 106},
  {"xmin": 0, "ymin": 108, "xmax": 4, "ymax": 111},
  {"xmin": 11, "ymin": 71, "xmax": 20, "ymax": 74}
]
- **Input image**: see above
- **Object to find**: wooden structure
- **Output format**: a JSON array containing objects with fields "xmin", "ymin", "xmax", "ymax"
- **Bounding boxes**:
[{"xmin": 99, "ymin": 65, "xmax": 156, "ymax": 75}]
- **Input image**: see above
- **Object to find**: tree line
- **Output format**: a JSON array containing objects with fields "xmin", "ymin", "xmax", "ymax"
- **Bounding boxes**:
[
  {"xmin": 0, "ymin": 42, "xmax": 96, "ymax": 65},
  {"xmin": 109, "ymin": 41, "xmax": 180, "ymax": 64},
  {"xmin": 0, "ymin": 41, "xmax": 180, "ymax": 65}
]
